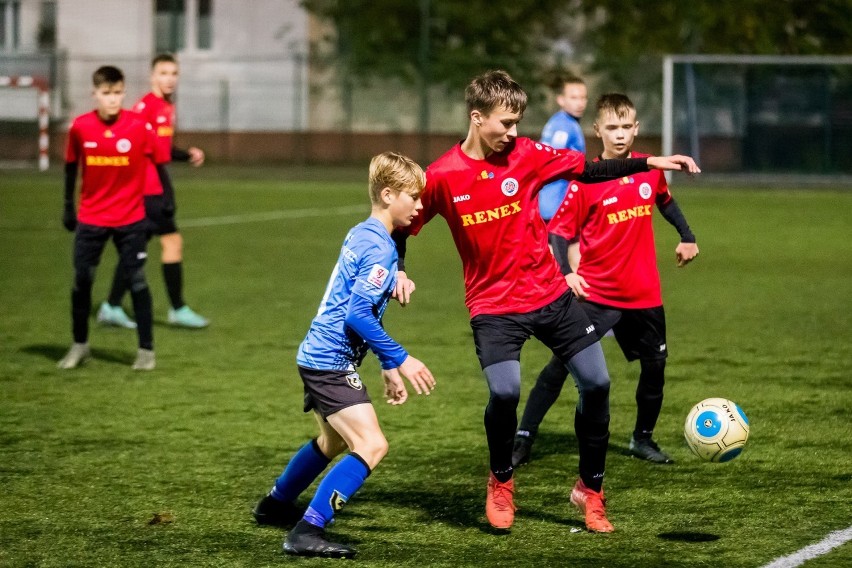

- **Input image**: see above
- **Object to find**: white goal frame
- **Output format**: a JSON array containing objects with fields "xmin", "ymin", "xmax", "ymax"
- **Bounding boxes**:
[{"xmin": 0, "ymin": 74, "xmax": 50, "ymax": 171}]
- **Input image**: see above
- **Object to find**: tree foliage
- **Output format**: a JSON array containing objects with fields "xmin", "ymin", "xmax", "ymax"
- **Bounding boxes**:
[{"xmin": 303, "ymin": 0, "xmax": 852, "ymax": 91}]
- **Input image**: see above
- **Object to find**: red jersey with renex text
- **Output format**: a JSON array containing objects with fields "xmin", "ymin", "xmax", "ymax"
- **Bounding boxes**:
[
  {"xmin": 65, "ymin": 110, "xmax": 160, "ymax": 227},
  {"xmin": 133, "ymin": 92, "xmax": 174, "ymax": 196},
  {"xmin": 407, "ymin": 137, "xmax": 586, "ymax": 317},
  {"xmin": 548, "ymin": 152, "xmax": 670, "ymax": 309}
]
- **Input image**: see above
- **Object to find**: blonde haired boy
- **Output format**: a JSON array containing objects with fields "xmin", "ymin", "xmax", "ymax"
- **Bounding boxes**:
[{"xmin": 253, "ymin": 151, "xmax": 435, "ymax": 559}]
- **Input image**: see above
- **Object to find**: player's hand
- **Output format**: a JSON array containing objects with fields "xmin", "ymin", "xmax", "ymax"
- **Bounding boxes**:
[
  {"xmin": 188, "ymin": 147, "xmax": 205, "ymax": 167},
  {"xmin": 398, "ymin": 355, "xmax": 435, "ymax": 395},
  {"xmin": 565, "ymin": 273, "xmax": 590, "ymax": 299},
  {"xmin": 676, "ymin": 242, "xmax": 699, "ymax": 267},
  {"xmin": 648, "ymin": 155, "xmax": 701, "ymax": 175},
  {"xmin": 162, "ymin": 199, "xmax": 176, "ymax": 218},
  {"xmin": 382, "ymin": 369, "xmax": 408, "ymax": 405},
  {"xmin": 62, "ymin": 205, "xmax": 77, "ymax": 232},
  {"xmin": 393, "ymin": 271, "xmax": 415, "ymax": 306}
]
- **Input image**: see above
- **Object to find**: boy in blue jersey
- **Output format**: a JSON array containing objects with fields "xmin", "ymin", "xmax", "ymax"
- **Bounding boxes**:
[
  {"xmin": 538, "ymin": 74, "xmax": 588, "ymax": 222},
  {"xmin": 252, "ymin": 151, "xmax": 436, "ymax": 559}
]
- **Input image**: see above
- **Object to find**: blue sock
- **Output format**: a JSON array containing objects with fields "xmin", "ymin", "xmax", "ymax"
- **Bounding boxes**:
[
  {"xmin": 270, "ymin": 439, "xmax": 331, "ymax": 503},
  {"xmin": 303, "ymin": 453, "xmax": 371, "ymax": 528}
]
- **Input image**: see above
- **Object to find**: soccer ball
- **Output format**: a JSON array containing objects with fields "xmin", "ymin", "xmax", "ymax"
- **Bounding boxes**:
[{"xmin": 684, "ymin": 398, "xmax": 750, "ymax": 462}]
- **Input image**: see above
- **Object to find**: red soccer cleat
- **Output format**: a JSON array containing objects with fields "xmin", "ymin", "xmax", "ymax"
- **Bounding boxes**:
[
  {"xmin": 486, "ymin": 473, "xmax": 517, "ymax": 529},
  {"xmin": 570, "ymin": 478, "xmax": 614, "ymax": 533}
]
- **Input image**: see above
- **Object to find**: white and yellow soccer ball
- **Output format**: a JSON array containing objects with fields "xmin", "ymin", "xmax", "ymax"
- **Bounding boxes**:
[{"xmin": 684, "ymin": 398, "xmax": 750, "ymax": 462}]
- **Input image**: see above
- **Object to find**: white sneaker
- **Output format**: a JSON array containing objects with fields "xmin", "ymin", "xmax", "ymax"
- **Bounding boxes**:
[
  {"xmin": 132, "ymin": 348, "xmax": 156, "ymax": 371},
  {"xmin": 57, "ymin": 343, "xmax": 91, "ymax": 369}
]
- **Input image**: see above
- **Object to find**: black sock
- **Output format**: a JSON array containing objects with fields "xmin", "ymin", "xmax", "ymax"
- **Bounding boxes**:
[
  {"xmin": 518, "ymin": 355, "xmax": 569, "ymax": 436},
  {"xmin": 634, "ymin": 359, "xmax": 666, "ymax": 441},
  {"xmin": 575, "ymin": 409, "xmax": 609, "ymax": 493},
  {"xmin": 130, "ymin": 286, "xmax": 154, "ymax": 350},
  {"xmin": 107, "ymin": 263, "xmax": 127, "ymax": 307},
  {"xmin": 71, "ymin": 285, "xmax": 92, "ymax": 344},
  {"xmin": 162, "ymin": 262, "xmax": 184, "ymax": 310}
]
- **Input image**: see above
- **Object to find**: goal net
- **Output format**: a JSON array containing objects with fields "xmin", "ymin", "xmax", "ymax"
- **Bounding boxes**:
[{"xmin": 662, "ymin": 55, "xmax": 852, "ymax": 176}]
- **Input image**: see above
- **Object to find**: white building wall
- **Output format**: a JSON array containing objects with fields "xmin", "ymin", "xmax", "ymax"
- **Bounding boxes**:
[{"xmin": 54, "ymin": 0, "xmax": 308, "ymax": 130}]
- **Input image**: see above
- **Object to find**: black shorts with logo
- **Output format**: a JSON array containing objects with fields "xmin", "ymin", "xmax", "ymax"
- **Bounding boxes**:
[
  {"xmin": 299, "ymin": 366, "xmax": 372, "ymax": 420},
  {"xmin": 580, "ymin": 301, "xmax": 668, "ymax": 362},
  {"xmin": 144, "ymin": 194, "xmax": 178, "ymax": 236},
  {"xmin": 470, "ymin": 291, "xmax": 599, "ymax": 369}
]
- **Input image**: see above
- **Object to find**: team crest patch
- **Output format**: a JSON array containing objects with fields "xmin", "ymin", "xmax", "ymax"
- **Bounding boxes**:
[
  {"xmin": 330, "ymin": 490, "xmax": 348, "ymax": 512},
  {"xmin": 116, "ymin": 138, "xmax": 132, "ymax": 153},
  {"xmin": 366, "ymin": 264, "xmax": 388, "ymax": 289},
  {"xmin": 346, "ymin": 373, "xmax": 363, "ymax": 390},
  {"xmin": 639, "ymin": 182, "xmax": 653, "ymax": 199},
  {"xmin": 501, "ymin": 177, "xmax": 519, "ymax": 197}
]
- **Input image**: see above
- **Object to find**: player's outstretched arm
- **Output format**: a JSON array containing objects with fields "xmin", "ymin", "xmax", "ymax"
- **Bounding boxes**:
[
  {"xmin": 398, "ymin": 355, "xmax": 435, "ymax": 396},
  {"xmin": 648, "ymin": 155, "xmax": 701, "ymax": 174}
]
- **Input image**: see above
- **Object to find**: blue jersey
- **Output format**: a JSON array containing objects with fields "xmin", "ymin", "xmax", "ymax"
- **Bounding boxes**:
[
  {"xmin": 538, "ymin": 111, "xmax": 586, "ymax": 221},
  {"xmin": 297, "ymin": 217, "xmax": 407, "ymax": 371}
]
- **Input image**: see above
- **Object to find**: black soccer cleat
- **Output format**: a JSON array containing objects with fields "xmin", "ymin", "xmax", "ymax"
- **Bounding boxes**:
[
  {"xmin": 283, "ymin": 520, "xmax": 356, "ymax": 559},
  {"xmin": 512, "ymin": 432, "xmax": 535, "ymax": 468},
  {"xmin": 628, "ymin": 437, "xmax": 675, "ymax": 464},
  {"xmin": 252, "ymin": 494, "xmax": 306, "ymax": 527}
]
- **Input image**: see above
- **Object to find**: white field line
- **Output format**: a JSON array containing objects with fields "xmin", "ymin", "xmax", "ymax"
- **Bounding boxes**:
[
  {"xmin": 179, "ymin": 205, "xmax": 365, "ymax": 228},
  {"xmin": 760, "ymin": 526, "xmax": 852, "ymax": 568}
]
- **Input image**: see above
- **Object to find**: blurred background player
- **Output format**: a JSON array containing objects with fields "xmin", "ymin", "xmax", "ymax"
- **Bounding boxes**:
[
  {"xmin": 513, "ymin": 93, "xmax": 699, "ymax": 467},
  {"xmin": 252, "ymin": 152, "xmax": 435, "ymax": 558},
  {"xmin": 395, "ymin": 70, "xmax": 700, "ymax": 533},
  {"xmin": 98, "ymin": 53, "xmax": 209, "ymax": 330},
  {"xmin": 58, "ymin": 65, "xmax": 174, "ymax": 371},
  {"xmin": 537, "ymin": 74, "xmax": 588, "ymax": 223}
]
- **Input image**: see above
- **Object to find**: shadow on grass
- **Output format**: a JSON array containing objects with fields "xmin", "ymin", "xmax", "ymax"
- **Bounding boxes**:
[
  {"xmin": 21, "ymin": 343, "xmax": 132, "ymax": 365},
  {"xmin": 658, "ymin": 531, "xmax": 720, "ymax": 542}
]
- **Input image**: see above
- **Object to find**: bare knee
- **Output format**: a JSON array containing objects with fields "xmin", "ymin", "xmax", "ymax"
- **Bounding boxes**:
[
  {"xmin": 351, "ymin": 435, "xmax": 389, "ymax": 470},
  {"xmin": 160, "ymin": 232, "xmax": 183, "ymax": 263}
]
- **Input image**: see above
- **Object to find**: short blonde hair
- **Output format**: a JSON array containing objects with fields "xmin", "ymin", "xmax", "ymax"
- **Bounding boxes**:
[{"xmin": 368, "ymin": 151, "xmax": 425, "ymax": 205}]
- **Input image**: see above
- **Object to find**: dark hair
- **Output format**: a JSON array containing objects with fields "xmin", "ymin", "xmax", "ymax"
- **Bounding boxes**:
[
  {"xmin": 151, "ymin": 53, "xmax": 178, "ymax": 68},
  {"xmin": 92, "ymin": 66, "xmax": 124, "ymax": 87},
  {"xmin": 596, "ymin": 93, "xmax": 635, "ymax": 119},
  {"xmin": 550, "ymin": 73, "xmax": 585, "ymax": 94},
  {"xmin": 465, "ymin": 70, "xmax": 527, "ymax": 116}
]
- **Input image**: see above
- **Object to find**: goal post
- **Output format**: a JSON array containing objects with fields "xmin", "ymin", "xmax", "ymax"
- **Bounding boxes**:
[
  {"xmin": 0, "ymin": 74, "xmax": 51, "ymax": 171},
  {"xmin": 662, "ymin": 54, "xmax": 852, "ymax": 177}
]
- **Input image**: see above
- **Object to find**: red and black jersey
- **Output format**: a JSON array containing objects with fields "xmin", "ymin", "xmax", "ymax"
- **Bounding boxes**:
[
  {"xmin": 132, "ymin": 92, "xmax": 174, "ymax": 196},
  {"xmin": 406, "ymin": 137, "xmax": 586, "ymax": 317},
  {"xmin": 548, "ymin": 152, "xmax": 670, "ymax": 309},
  {"xmin": 65, "ymin": 110, "xmax": 161, "ymax": 227}
]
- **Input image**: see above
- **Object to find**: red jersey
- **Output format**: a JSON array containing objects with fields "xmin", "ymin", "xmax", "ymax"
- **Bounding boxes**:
[
  {"xmin": 132, "ymin": 92, "xmax": 174, "ymax": 196},
  {"xmin": 407, "ymin": 137, "xmax": 586, "ymax": 317},
  {"xmin": 548, "ymin": 152, "xmax": 671, "ymax": 309},
  {"xmin": 65, "ymin": 110, "xmax": 160, "ymax": 227}
]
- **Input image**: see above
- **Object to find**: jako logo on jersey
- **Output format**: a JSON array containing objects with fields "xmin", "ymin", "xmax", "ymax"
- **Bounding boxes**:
[
  {"xmin": 606, "ymin": 204, "xmax": 652, "ymax": 224},
  {"xmin": 86, "ymin": 155, "xmax": 130, "ymax": 166},
  {"xmin": 585, "ymin": 325, "xmax": 595, "ymax": 334},
  {"xmin": 366, "ymin": 264, "xmax": 388, "ymax": 289},
  {"xmin": 461, "ymin": 201, "xmax": 521, "ymax": 227},
  {"xmin": 501, "ymin": 178, "xmax": 519, "ymax": 196},
  {"xmin": 603, "ymin": 196, "xmax": 618, "ymax": 206},
  {"xmin": 478, "ymin": 170, "xmax": 495, "ymax": 180},
  {"xmin": 116, "ymin": 138, "xmax": 132, "ymax": 153},
  {"xmin": 453, "ymin": 194, "xmax": 471, "ymax": 203},
  {"xmin": 330, "ymin": 490, "xmax": 348, "ymax": 512},
  {"xmin": 346, "ymin": 373, "xmax": 363, "ymax": 390},
  {"xmin": 639, "ymin": 182, "xmax": 653, "ymax": 199}
]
